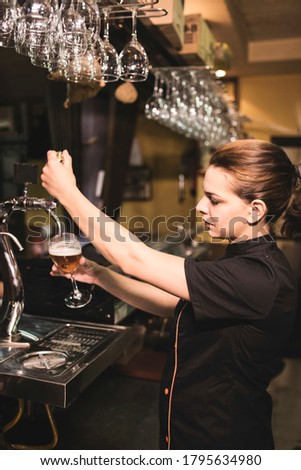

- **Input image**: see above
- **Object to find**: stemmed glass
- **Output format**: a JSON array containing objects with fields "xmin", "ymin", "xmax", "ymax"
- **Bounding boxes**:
[
  {"xmin": 64, "ymin": 36, "xmax": 104, "ymax": 83},
  {"xmin": 60, "ymin": 0, "xmax": 88, "ymax": 58},
  {"xmin": 118, "ymin": 5, "xmax": 149, "ymax": 82},
  {"xmin": 49, "ymin": 232, "xmax": 92, "ymax": 308},
  {"xmin": 145, "ymin": 71, "xmax": 162, "ymax": 120},
  {"xmin": 15, "ymin": 0, "xmax": 53, "ymax": 56},
  {"xmin": 101, "ymin": 7, "xmax": 119, "ymax": 82},
  {"xmin": 0, "ymin": 0, "xmax": 16, "ymax": 48}
]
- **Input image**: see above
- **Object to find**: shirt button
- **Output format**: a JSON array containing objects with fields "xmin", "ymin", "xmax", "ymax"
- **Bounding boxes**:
[
  {"xmin": 164, "ymin": 388, "xmax": 169, "ymax": 395},
  {"xmin": 165, "ymin": 435, "xmax": 169, "ymax": 443}
]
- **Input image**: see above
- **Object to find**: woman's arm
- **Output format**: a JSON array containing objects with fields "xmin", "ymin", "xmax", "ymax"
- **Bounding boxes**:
[
  {"xmin": 41, "ymin": 150, "xmax": 190, "ymax": 301},
  {"xmin": 52, "ymin": 257, "xmax": 179, "ymax": 317}
]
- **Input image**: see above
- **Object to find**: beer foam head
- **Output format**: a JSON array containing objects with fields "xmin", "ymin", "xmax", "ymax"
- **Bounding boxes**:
[{"xmin": 49, "ymin": 246, "xmax": 81, "ymax": 256}]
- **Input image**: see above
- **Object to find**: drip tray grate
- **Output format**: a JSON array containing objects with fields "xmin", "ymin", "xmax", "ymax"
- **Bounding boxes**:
[{"xmin": 0, "ymin": 315, "xmax": 135, "ymax": 407}]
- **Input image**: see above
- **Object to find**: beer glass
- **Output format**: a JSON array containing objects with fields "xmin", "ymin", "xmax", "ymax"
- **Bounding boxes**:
[{"xmin": 49, "ymin": 232, "xmax": 92, "ymax": 308}]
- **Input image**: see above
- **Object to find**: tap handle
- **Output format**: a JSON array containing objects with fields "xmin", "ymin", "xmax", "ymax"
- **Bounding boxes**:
[
  {"xmin": 14, "ymin": 162, "xmax": 38, "ymax": 185},
  {"xmin": 24, "ymin": 198, "xmax": 57, "ymax": 210}
]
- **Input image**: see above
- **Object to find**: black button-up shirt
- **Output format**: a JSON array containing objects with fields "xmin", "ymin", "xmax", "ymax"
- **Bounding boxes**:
[{"xmin": 159, "ymin": 237, "xmax": 297, "ymax": 449}]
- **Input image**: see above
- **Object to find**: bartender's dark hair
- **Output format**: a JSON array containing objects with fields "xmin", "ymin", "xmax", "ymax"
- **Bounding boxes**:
[{"xmin": 210, "ymin": 139, "xmax": 301, "ymax": 239}]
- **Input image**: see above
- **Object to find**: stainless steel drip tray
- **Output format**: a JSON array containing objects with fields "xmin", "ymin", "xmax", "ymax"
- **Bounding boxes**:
[{"xmin": 0, "ymin": 314, "xmax": 135, "ymax": 408}]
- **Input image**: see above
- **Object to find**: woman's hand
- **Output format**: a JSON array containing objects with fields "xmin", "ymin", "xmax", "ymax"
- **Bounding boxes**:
[
  {"xmin": 51, "ymin": 256, "xmax": 103, "ymax": 286},
  {"xmin": 41, "ymin": 149, "xmax": 77, "ymax": 203}
]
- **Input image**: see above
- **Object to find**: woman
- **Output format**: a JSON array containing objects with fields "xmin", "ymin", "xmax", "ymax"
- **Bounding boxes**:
[{"xmin": 41, "ymin": 139, "xmax": 301, "ymax": 450}]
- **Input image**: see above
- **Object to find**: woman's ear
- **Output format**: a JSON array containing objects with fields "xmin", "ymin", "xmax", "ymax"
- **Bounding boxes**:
[{"xmin": 248, "ymin": 199, "xmax": 267, "ymax": 225}]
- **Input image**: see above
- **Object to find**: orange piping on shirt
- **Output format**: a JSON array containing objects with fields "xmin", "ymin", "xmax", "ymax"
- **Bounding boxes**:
[{"xmin": 167, "ymin": 302, "xmax": 186, "ymax": 450}]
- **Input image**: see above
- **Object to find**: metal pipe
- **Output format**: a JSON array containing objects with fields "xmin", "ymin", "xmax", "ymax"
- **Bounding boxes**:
[
  {"xmin": 0, "ymin": 195, "xmax": 59, "ymax": 344},
  {"xmin": 0, "ymin": 230, "xmax": 25, "ymax": 342}
]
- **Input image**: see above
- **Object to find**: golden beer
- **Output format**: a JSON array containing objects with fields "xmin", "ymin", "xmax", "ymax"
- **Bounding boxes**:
[
  {"xmin": 49, "ymin": 248, "xmax": 81, "ymax": 274},
  {"xmin": 48, "ymin": 233, "xmax": 92, "ymax": 308}
]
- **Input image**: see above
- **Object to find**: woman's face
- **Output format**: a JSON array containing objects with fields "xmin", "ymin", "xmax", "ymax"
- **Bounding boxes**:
[{"xmin": 196, "ymin": 165, "xmax": 253, "ymax": 242}]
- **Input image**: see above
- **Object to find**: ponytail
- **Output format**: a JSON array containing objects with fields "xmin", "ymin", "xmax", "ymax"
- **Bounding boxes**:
[{"xmin": 281, "ymin": 164, "xmax": 301, "ymax": 239}]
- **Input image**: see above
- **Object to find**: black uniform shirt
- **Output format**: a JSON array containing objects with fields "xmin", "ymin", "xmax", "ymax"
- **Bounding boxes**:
[{"xmin": 159, "ymin": 236, "xmax": 297, "ymax": 450}]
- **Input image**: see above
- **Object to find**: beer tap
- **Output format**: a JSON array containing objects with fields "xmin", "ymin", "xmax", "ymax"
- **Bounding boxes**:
[
  {"xmin": 0, "ymin": 163, "xmax": 57, "ymax": 217},
  {"xmin": 0, "ymin": 163, "xmax": 59, "ymax": 346}
]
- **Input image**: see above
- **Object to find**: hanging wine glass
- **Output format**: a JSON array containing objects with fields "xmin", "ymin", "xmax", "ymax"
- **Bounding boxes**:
[
  {"xmin": 15, "ymin": 0, "xmax": 53, "ymax": 56},
  {"xmin": 145, "ymin": 71, "xmax": 161, "ymax": 120},
  {"xmin": 101, "ymin": 7, "xmax": 119, "ymax": 83},
  {"xmin": 14, "ymin": 17, "xmax": 30, "ymax": 55},
  {"xmin": 73, "ymin": 0, "xmax": 100, "ymax": 40},
  {"xmin": 29, "ymin": 32, "xmax": 51, "ymax": 68},
  {"xmin": 60, "ymin": 0, "xmax": 88, "ymax": 58},
  {"xmin": 168, "ymin": 70, "xmax": 181, "ymax": 131},
  {"xmin": 118, "ymin": 5, "xmax": 149, "ymax": 82},
  {"xmin": 91, "ymin": 35, "xmax": 106, "ymax": 83},
  {"xmin": 157, "ymin": 73, "xmax": 171, "ymax": 125},
  {"xmin": 0, "ymin": 0, "xmax": 15, "ymax": 48},
  {"xmin": 65, "ymin": 35, "xmax": 105, "ymax": 83}
]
